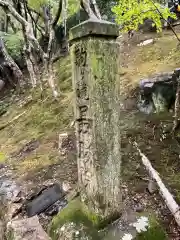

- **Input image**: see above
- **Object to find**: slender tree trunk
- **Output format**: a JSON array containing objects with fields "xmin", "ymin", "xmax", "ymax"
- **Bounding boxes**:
[
  {"xmin": 91, "ymin": 0, "xmax": 101, "ymax": 19},
  {"xmin": 24, "ymin": 45, "xmax": 37, "ymax": 87}
]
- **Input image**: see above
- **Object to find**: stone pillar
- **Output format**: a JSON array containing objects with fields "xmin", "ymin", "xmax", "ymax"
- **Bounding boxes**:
[{"xmin": 70, "ymin": 20, "xmax": 121, "ymax": 219}]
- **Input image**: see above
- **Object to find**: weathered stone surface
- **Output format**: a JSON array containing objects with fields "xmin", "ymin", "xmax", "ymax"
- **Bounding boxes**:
[
  {"xmin": 69, "ymin": 19, "xmax": 119, "ymax": 42},
  {"xmin": 137, "ymin": 69, "xmax": 180, "ymax": 114},
  {"xmin": 147, "ymin": 179, "xmax": 157, "ymax": 194},
  {"xmin": 70, "ymin": 20, "xmax": 121, "ymax": 218},
  {"xmin": 0, "ymin": 179, "xmax": 21, "ymax": 201},
  {"xmin": 6, "ymin": 216, "xmax": 50, "ymax": 240},
  {"xmin": 7, "ymin": 202, "xmax": 22, "ymax": 221},
  {"xmin": 26, "ymin": 184, "xmax": 64, "ymax": 217}
]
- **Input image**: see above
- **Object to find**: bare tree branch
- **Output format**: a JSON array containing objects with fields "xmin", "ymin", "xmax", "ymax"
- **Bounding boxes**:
[
  {"xmin": 52, "ymin": 0, "xmax": 63, "ymax": 28},
  {"xmin": 150, "ymin": 0, "xmax": 180, "ymax": 42},
  {"xmin": 0, "ymin": 0, "xmax": 27, "ymax": 26}
]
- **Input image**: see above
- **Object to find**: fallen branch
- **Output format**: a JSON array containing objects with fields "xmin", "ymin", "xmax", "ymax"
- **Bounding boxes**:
[
  {"xmin": 134, "ymin": 141, "xmax": 180, "ymax": 227},
  {"xmin": 0, "ymin": 110, "xmax": 26, "ymax": 130}
]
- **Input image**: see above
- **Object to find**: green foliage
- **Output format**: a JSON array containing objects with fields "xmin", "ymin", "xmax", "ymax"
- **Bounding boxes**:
[
  {"xmin": 28, "ymin": 0, "xmax": 79, "ymax": 25},
  {"xmin": 68, "ymin": 0, "xmax": 79, "ymax": 18},
  {"xmin": 4, "ymin": 32, "xmax": 23, "ymax": 60},
  {"xmin": 49, "ymin": 199, "xmax": 102, "ymax": 240},
  {"xmin": 28, "ymin": 0, "xmax": 53, "ymax": 10},
  {"xmin": 0, "ymin": 152, "xmax": 6, "ymax": 163},
  {"xmin": 112, "ymin": 0, "xmax": 177, "ymax": 32},
  {"xmin": 0, "ymin": 31, "xmax": 24, "ymax": 63}
]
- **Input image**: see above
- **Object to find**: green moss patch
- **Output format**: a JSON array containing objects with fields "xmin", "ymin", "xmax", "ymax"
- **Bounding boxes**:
[{"xmin": 49, "ymin": 198, "xmax": 102, "ymax": 240}]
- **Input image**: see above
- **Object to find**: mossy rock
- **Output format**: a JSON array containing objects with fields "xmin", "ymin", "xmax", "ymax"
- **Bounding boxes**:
[
  {"xmin": 48, "ymin": 198, "xmax": 102, "ymax": 240},
  {"xmin": 135, "ymin": 213, "xmax": 168, "ymax": 240}
]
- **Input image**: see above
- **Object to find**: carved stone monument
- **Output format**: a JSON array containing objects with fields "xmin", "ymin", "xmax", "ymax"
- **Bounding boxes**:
[{"xmin": 70, "ymin": 20, "xmax": 121, "ymax": 219}]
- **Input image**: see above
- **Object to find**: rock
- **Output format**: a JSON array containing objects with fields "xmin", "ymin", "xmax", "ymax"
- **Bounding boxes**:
[
  {"xmin": 0, "ymin": 179, "xmax": 21, "ymax": 202},
  {"xmin": 26, "ymin": 184, "xmax": 65, "ymax": 217},
  {"xmin": 6, "ymin": 216, "xmax": 50, "ymax": 240},
  {"xmin": 147, "ymin": 179, "xmax": 157, "ymax": 194},
  {"xmin": 137, "ymin": 69, "xmax": 178, "ymax": 114},
  {"xmin": 137, "ymin": 39, "xmax": 154, "ymax": 46},
  {"xmin": 62, "ymin": 181, "xmax": 72, "ymax": 193},
  {"xmin": 7, "ymin": 203, "xmax": 22, "ymax": 221},
  {"xmin": 137, "ymin": 98, "xmax": 155, "ymax": 114},
  {"xmin": 44, "ymin": 199, "xmax": 67, "ymax": 216},
  {"xmin": 135, "ymin": 204, "xmax": 144, "ymax": 213},
  {"xmin": 152, "ymin": 91, "xmax": 169, "ymax": 113}
]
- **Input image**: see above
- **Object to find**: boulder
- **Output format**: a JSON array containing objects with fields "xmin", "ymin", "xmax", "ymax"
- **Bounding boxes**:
[
  {"xmin": 6, "ymin": 216, "xmax": 51, "ymax": 240},
  {"xmin": 137, "ymin": 69, "xmax": 180, "ymax": 114}
]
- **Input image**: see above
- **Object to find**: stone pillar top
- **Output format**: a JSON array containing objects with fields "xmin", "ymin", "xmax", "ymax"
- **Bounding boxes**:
[{"xmin": 69, "ymin": 19, "xmax": 119, "ymax": 42}]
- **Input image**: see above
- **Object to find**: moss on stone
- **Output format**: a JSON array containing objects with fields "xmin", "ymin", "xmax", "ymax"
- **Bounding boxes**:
[{"xmin": 48, "ymin": 198, "xmax": 102, "ymax": 240}]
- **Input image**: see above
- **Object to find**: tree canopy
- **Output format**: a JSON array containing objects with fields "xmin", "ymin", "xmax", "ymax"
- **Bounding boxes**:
[{"xmin": 112, "ymin": 0, "xmax": 177, "ymax": 32}]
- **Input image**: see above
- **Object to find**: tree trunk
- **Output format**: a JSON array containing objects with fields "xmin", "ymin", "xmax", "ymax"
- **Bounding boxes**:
[{"xmin": 24, "ymin": 46, "xmax": 38, "ymax": 87}]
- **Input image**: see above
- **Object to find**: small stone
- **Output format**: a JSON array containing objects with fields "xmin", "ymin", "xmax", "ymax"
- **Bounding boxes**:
[
  {"xmin": 137, "ymin": 39, "xmax": 154, "ymax": 46},
  {"xmin": 0, "ymin": 179, "xmax": 21, "ymax": 202},
  {"xmin": 62, "ymin": 181, "xmax": 72, "ymax": 192},
  {"xmin": 135, "ymin": 204, "xmax": 144, "ymax": 213},
  {"xmin": 6, "ymin": 203, "xmax": 22, "ymax": 220},
  {"xmin": 7, "ymin": 216, "xmax": 50, "ymax": 240},
  {"xmin": 147, "ymin": 179, "xmax": 157, "ymax": 194}
]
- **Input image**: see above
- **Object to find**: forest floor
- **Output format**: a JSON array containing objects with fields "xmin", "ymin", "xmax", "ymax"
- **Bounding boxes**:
[{"xmin": 1, "ymin": 29, "xmax": 180, "ymax": 238}]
